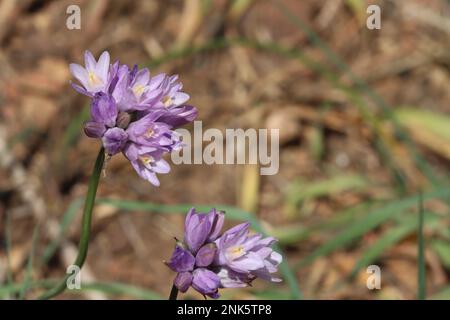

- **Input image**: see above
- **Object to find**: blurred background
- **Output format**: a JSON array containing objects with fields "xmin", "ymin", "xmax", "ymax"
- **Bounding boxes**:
[{"xmin": 1, "ymin": 0, "xmax": 450, "ymax": 300}]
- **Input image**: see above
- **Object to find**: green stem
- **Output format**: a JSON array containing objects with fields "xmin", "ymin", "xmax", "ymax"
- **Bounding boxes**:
[
  {"xmin": 38, "ymin": 147, "xmax": 105, "ymax": 300},
  {"xmin": 169, "ymin": 284, "xmax": 178, "ymax": 300}
]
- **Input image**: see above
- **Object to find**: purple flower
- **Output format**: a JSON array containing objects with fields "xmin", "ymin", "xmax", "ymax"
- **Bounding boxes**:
[
  {"xmin": 174, "ymin": 272, "xmax": 193, "ymax": 293},
  {"xmin": 90, "ymin": 92, "xmax": 118, "ymax": 128},
  {"xmin": 191, "ymin": 269, "xmax": 220, "ymax": 299},
  {"xmin": 123, "ymin": 143, "xmax": 170, "ymax": 187},
  {"xmin": 111, "ymin": 65, "xmax": 164, "ymax": 112},
  {"xmin": 215, "ymin": 223, "xmax": 282, "ymax": 285},
  {"xmin": 157, "ymin": 74, "xmax": 190, "ymax": 109},
  {"xmin": 70, "ymin": 50, "xmax": 197, "ymax": 186},
  {"xmin": 195, "ymin": 243, "xmax": 217, "ymax": 267},
  {"xmin": 166, "ymin": 243, "xmax": 220, "ymax": 298},
  {"xmin": 166, "ymin": 245, "xmax": 195, "ymax": 272},
  {"xmin": 70, "ymin": 51, "xmax": 110, "ymax": 96},
  {"xmin": 184, "ymin": 208, "xmax": 224, "ymax": 253},
  {"xmin": 126, "ymin": 112, "xmax": 178, "ymax": 150},
  {"xmin": 165, "ymin": 208, "xmax": 282, "ymax": 299},
  {"xmin": 102, "ymin": 128, "xmax": 128, "ymax": 155}
]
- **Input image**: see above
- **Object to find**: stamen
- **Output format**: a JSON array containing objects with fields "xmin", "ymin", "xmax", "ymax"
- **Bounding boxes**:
[
  {"xmin": 139, "ymin": 155, "xmax": 153, "ymax": 166},
  {"xmin": 145, "ymin": 128, "xmax": 154, "ymax": 138}
]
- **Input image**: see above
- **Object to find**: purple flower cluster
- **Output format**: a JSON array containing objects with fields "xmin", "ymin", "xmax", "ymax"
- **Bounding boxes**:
[
  {"xmin": 166, "ymin": 208, "xmax": 282, "ymax": 299},
  {"xmin": 70, "ymin": 51, "xmax": 197, "ymax": 186}
]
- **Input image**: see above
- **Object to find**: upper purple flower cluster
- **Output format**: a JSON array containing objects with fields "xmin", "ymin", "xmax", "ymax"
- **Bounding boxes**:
[
  {"xmin": 166, "ymin": 208, "xmax": 282, "ymax": 299},
  {"xmin": 70, "ymin": 51, "xmax": 197, "ymax": 186}
]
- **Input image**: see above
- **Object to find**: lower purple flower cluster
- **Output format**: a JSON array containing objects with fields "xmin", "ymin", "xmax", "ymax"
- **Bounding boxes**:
[
  {"xmin": 166, "ymin": 208, "xmax": 282, "ymax": 299},
  {"xmin": 70, "ymin": 51, "xmax": 197, "ymax": 186}
]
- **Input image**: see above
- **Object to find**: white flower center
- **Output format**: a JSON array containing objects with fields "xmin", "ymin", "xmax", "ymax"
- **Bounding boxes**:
[
  {"xmin": 226, "ymin": 245, "xmax": 245, "ymax": 260},
  {"xmin": 133, "ymin": 84, "xmax": 145, "ymax": 97},
  {"xmin": 88, "ymin": 71, "xmax": 102, "ymax": 86},
  {"xmin": 162, "ymin": 95, "xmax": 172, "ymax": 108}
]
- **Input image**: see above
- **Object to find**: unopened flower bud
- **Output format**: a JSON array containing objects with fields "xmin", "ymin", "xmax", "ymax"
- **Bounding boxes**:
[
  {"xmin": 84, "ymin": 121, "xmax": 106, "ymax": 138},
  {"xmin": 116, "ymin": 111, "xmax": 132, "ymax": 129}
]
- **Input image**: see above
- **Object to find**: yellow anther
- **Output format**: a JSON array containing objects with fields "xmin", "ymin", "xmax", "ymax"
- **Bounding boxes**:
[
  {"xmin": 162, "ymin": 95, "xmax": 172, "ymax": 107},
  {"xmin": 228, "ymin": 246, "xmax": 245, "ymax": 259},
  {"xmin": 139, "ymin": 155, "xmax": 153, "ymax": 166},
  {"xmin": 133, "ymin": 84, "xmax": 145, "ymax": 96},
  {"xmin": 88, "ymin": 71, "xmax": 102, "ymax": 86},
  {"xmin": 145, "ymin": 128, "xmax": 154, "ymax": 138}
]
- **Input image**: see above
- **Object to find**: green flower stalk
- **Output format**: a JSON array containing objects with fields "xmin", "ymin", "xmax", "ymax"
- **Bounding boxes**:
[{"xmin": 38, "ymin": 148, "xmax": 105, "ymax": 300}]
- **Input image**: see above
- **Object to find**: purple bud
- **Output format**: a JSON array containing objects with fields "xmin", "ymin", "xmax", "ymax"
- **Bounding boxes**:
[
  {"xmin": 174, "ymin": 272, "xmax": 193, "ymax": 293},
  {"xmin": 184, "ymin": 208, "xmax": 212, "ymax": 253},
  {"xmin": 207, "ymin": 209, "xmax": 225, "ymax": 242},
  {"xmin": 195, "ymin": 243, "xmax": 216, "ymax": 267},
  {"xmin": 83, "ymin": 121, "xmax": 106, "ymax": 138},
  {"xmin": 192, "ymin": 268, "xmax": 220, "ymax": 298},
  {"xmin": 102, "ymin": 127, "xmax": 128, "ymax": 155},
  {"xmin": 116, "ymin": 111, "xmax": 132, "ymax": 129},
  {"xmin": 166, "ymin": 245, "xmax": 195, "ymax": 273},
  {"xmin": 91, "ymin": 92, "xmax": 118, "ymax": 128}
]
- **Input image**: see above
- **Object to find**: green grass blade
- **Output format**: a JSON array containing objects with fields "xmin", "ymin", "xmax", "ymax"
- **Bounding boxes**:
[
  {"xmin": 350, "ymin": 212, "xmax": 440, "ymax": 278},
  {"xmin": 59, "ymin": 106, "xmax": 90, "ymax": 166},
  {"xmin": 275, "ymin": 201, "xmax": 378, "ymax": 245},
  {"xmin": 0, "ymin": 279, "xmax": 162, "ymax": 300},
  {"xmin": 41, "ymin": 198, "xmax": 84, "ymax": 264},
  {"xmin": 350, "ymin": 223, "xmax": 416, "ymax": 279},
  {"xmin": 295, "ymin": 188, "xmax": 450, "ymax": 270},
  {"xmin": 271, "ymin": 0, "xmax": 439, "ymax": 187},
  {"xmin": 80, "ymin": 282, "xmax": 162, "ymax": 299},
  {"xmin": 19, "ymin": 224, "xmax": 40, "ymax": 299},
  {"xmin": 4, "ymin": 211, "xmax": 14, "ymax": 298},
  {"xmin": 418, "ymin": 193, "xmax": 426, "ymax": 300},
  {"xmin": 430, "ymin": 286, "xmax": 450, "ymax": 300}
]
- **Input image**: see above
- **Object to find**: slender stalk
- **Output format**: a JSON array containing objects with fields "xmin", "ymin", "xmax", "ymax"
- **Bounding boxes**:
[
  {"xmin": 38, "ymin": 147, "xmax": 105, "ymax": 300},
  {"xmin": 169, "ymin": 284, "xmax": 178, "ymax": 300}
]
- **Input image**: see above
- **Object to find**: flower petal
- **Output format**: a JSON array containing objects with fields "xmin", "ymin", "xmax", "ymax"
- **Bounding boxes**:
[
  {"xmin": 229, "ymin": 252, "xmax": 265, "ymax": 273},
  {"xmin": 195, "ymin": 243, "xmax": 216, "ymax": 267},
  {"xmin": 96, "ymin": 51, "xmax": 110, "ymax": 83},
  {"xmin": 166, "ymin": 245, "xmax": 195, "ymax": 272},
  {"xmin": 69, "ymin": 63, "xmax": 89, "ymax": 89},
  {"xmin": 192, "ymin": 268, "xmax": 220, "ymax": 298},
  {"xmin": 174, "ymin": 272, "xmax": 193, "ymax": 293},
  {"xmin": 102, "ymin": 127, "xmax": 128, "ymax": 155},
  {"xmin": 84, "ymin": 50, "xmax": 97, "ymax": 71}
]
